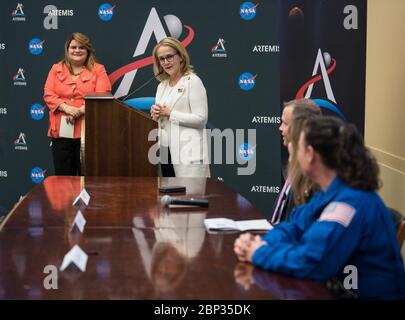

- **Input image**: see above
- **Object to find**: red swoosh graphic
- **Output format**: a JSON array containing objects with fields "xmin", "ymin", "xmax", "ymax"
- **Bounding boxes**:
[
  {"xmin": 296, "ymin": 59, "xmax": 336, "ymax": 99},
  {"xmin": 108, "ymin": 25, "xmax": 195, "ymax": 86},
  {"xmin": 106, "ymin": 5, "xmax": 116, "ymax": 12}
]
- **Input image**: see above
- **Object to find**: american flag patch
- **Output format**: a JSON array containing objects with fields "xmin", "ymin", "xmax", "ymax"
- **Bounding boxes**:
[{"xmin": 318, "ymin": 202, "xmax": 356, "ymax": 227}]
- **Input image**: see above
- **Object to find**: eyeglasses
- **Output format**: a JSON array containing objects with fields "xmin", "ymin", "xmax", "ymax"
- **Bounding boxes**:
[
  {"xmin": 158, "ymin": 53, "xmax": 177, "ymax": 64},
  {"xmin": 69, "ymin": 45, "xmax": 87, "ymax": 51}
]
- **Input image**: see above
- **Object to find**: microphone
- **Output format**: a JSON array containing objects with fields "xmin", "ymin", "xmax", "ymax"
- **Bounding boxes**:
[
  {"xmin": 161, "ymin": 195, "xmax": 209, "ymax": 207},
  {"xmin": 121, "ymin": 69, "xmax": 164, "ymax": 102}
]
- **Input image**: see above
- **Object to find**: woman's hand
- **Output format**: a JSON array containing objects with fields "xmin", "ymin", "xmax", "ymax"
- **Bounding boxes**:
[
  {"xmin": 78, "ymin": 105, "xmax": 85, "ymax": 116},
  {"xmin": 150, "ymin": 104, "xmax": 162, "ymax": 120},
  {"xmin": 66, "ymin": 116, "xmax": 75, "ymax": 125},
  {"xmin": 159, "ymin": 105, "xmax": 171, "ymax": 118},
  {"xmin": 60, "ymin": 103, "xmax": 81, "ymax": 118},
  {"xmin": 234, "ymin": 233, "xmax": 266, "ymax": 263}
]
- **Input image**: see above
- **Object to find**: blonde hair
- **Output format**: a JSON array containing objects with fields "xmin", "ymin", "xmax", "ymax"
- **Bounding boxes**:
[
  {"xmin": 287, "ymin": 101, "xmax": 321, "ymax": 205},
  {"xmin": 152, "ymin": 37, "xmax": 194, "ymax": 82},
  {"xmin": 63, "ymin": 32, "xmax": 96, "ymax": 74}
]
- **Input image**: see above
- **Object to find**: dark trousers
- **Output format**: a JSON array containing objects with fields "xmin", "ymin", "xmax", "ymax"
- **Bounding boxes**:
[
  {"xmin": 160, "ymin": 146, "xmax": 175, "ymax": 177},
  {"xmin": 52, "ymin": 138, "xmax": 81, "ymax": 176}
]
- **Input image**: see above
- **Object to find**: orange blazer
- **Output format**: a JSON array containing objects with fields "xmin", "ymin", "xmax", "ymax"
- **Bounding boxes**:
[{"xmin": 43, "ymin": 61, "xmax": 112, "ymax": 138}]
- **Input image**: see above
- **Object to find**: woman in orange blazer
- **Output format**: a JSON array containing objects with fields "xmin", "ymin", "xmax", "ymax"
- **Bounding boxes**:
[{"xmin": 44, "ymin": 32, "xmax": 111, "ymax": 176}]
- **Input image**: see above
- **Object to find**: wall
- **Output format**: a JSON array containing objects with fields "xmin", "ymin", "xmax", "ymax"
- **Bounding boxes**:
[{"xmin": 366, "ymin": 0, "xmax": 405, "ymax": 215}]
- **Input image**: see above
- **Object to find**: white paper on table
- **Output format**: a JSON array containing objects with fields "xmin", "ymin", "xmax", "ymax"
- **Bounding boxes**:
[
  {"xmin": 70, "ymin": 210, "xmax": 86, "ymax": 233},
  {"xmin": 59, "ymin": 245, "xmax": 88, "ymax": 272},
  {"xmin": 72, "ymin": 188, "xmax": 91, "ymax": 206}
]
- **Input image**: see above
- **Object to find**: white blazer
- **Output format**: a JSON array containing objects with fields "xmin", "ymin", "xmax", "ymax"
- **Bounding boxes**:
[{"xmin": 156, "ymin": 73, "xmax": 210, "ymax": 177}]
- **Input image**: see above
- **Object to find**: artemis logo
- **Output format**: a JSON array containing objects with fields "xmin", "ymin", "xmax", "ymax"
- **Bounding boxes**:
[
  {"xmin": 211, "ymin": 38, "xmax": 227, "ymax": 58},
  {"xmin": 13, "ymin": 68, "xmax": 26, "ymax": 86},
  {"xmin": 251, "ymin": 185, "xmax": 279, "ymax": 193},
  {"xmin": 12, "ymin": 3, "xmax": 25, "ymax": 21},
  {"xmin": 43, "ymin": 5, "xmax": 74, "ymax": 30},
  {"xmin": 253, "ymin": 45, "xmax": 279, "ymax": 53},
  {"xmin": 0, "ymin": 43, "xmax": 5, "ymax": 50},
  {"xmin": 111, "ymin": 7, "xmax": 195, "ymax": 99},
  {"xmin": 296, "ymin": 49, "xmax": 346, "ymax": 120},
  {"xmin": 14, "ymin": 132, "xmax": 28, "ymax": 151},
  {"xmin": 0, "ymin": 171, "xmax": 8, "ymax": 178},
  {"xmin": 252, "ymin": 116, "xmax": 280, "ymax": 124}
]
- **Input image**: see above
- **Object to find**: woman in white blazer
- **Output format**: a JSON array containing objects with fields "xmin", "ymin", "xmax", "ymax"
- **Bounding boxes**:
[{"xmin": 151, "ymin": 37, "xmax": 210, "ymax": 177}]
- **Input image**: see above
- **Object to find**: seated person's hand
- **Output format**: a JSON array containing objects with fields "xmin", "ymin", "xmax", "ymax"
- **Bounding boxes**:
[
  {"xmin": 234, "ymin": 233, "xmax": 254, "ymax": 262},
  {"xmin": 234, "ymin": 233, "xmax": 266, "ymax": 263}
]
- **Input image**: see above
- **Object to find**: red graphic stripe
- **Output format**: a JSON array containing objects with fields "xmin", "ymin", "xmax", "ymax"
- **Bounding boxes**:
[
  {"xmin": 108, "ymin": 25, "xmax": 195, "ymax": 86},
  {"xmin": 295, "ymin": 59, "xmax": 336, "ymax": 99},
  {"xmin": 106, "ymin": 5, "xmax": 116, "ymax": 12}
]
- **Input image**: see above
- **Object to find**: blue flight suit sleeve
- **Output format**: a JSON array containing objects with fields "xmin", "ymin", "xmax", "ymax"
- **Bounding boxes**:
[
  {"xmin": 252, "ymin": 200, "xmax": 364, "ymax": 281},
  {"xmin": 261, "ymin": 192, "xmax": 322, "ymax": 245}
]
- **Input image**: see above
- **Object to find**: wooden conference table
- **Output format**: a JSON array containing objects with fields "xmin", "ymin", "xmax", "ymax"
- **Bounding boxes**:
[{"xmin": 0, "ymin": 176, "xmax": 332, "ymax": 299}]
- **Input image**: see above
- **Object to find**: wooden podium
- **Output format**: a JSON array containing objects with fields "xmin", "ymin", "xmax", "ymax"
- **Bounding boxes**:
[{"xmin": 84, "ymin": 93, "xmax": 158, "ymax": 177}]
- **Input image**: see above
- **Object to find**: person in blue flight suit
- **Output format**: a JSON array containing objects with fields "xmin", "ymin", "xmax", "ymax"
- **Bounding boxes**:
[{"xmin": 234, "ymin": 116, "xmax": 405, "ymax": 299}]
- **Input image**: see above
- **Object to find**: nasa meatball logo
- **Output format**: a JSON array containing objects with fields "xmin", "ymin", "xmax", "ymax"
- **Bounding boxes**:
[
  {"xmin": 28, "ymin": 38, "xmax": 45, "ymax": 55},
  {"xmin": 98, "ymin": 3, "xmax": 115, "ymax": 21},
  {"xmin": 240, "ymin": 2, "xmax": 259, "ymax": 21},
  {"xmin": 31, "ymin": 167, "xmax": 46, "ymax": 184},
  {"xmin": 30, "ymin": 104, "xmax": 46, "ymax": 120},
  {"xmin": 238, "ymin": 143, "xmax": 255, "ymax": 161},
  {"xmin": 238, "ymin": 72, "xmax": 257, "ymax": 91}
]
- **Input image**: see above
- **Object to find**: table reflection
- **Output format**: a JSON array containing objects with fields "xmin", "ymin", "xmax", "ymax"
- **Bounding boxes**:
[
  {"xmin": 43, "ymin": 176, "xmax": 81, "ymax": 211},
  {"xmin": 133, "ymin": 210, "xmax": 207, "ymax": 293},
  {"xmin": 233, "ymin": 262, "xmax": 331, "ymax": 300}
]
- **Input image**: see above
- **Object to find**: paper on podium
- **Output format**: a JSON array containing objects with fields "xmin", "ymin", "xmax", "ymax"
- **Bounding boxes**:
[
  {"xmin": 204, "ymin": 218, "xmax": 273, "ymax": 233},
  {"xmin": 59, "ymin": 116, "xmax": 74, "ymax": 138}
]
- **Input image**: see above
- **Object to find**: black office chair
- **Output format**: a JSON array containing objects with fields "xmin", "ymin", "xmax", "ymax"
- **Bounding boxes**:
[{"xmin": 325, "ymin": 279, "xmax": 358, "ymax": 299}]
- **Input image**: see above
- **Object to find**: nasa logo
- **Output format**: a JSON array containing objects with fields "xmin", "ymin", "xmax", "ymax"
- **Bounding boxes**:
[
  {"xmin": 98, "ymin": 3, "xmax": 115, "ymax": 21},
  {"xmin": 30, "ymin": 104, "xmax": 46, "ymax": 120},
  {"xmin": 240, "ymin": 2, "xmax": 258, "ymax": 21},
  {"xmin": 31, "ymin": 167, "xmax": 46, "ymax": 184},
  {"xmin": 28, "ymin": 38, "xmax": 45, "ymax": 55},
  {"xmin": 238, "ymin": 72, "xmax": 257, "ymax": 91},
  {"xmin": 238, "ymin": 143, "xmax": 255, "ymax": 161}
]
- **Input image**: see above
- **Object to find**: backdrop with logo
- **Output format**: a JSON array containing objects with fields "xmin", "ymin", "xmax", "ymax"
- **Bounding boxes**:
[{"xmin": 0, "ymin": 0, "xmax": 366, "ymax": 218}]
